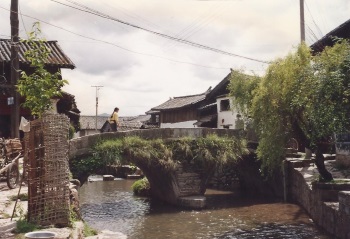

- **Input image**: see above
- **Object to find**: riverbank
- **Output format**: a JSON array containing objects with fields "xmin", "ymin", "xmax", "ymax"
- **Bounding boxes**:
[
  {"xmin": 0, "ymin": 178, "xmax": 129, "ymax": 238},
  {"xmin": 287, "ymin": 156, "xmax": 350, "ymax": 239}
]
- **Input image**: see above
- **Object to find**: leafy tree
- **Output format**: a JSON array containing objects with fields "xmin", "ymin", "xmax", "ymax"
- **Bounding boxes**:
[
  {"xmin": 229, "ymin": 41, "xmax": 350, "ymax": 181},
  {"xmin": 16, "ymin": 22, "xmax": 68, "ymax": 118},
  {"xmin": 228, "ymin": 70, "xmax": 260, "ymax": 116}
]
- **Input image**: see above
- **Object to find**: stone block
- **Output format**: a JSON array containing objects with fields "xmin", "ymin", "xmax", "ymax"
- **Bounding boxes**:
[
  {"xmin": 177, "ymin": 196, "xmax": 206, "ymax": 209},
  {"xmin": 319, "ymin": 202, "xmax": 337, "ymax": 234},
  {"xmin": 336, "ymin": 154, "xmax": 350, "ymax": 167},
  {"xmin": 103, "ymin": 175, "xmax": 114, "ymax": 181},
  {"xmin": 127, "ymin": 174, "xmax": 142, "ymax": 180},
  {"xmin": 339, "ymin": 191, "xmax": 350, "ymax": 216}
]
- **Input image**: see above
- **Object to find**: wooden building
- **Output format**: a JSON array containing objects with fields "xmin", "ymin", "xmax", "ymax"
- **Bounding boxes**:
[
  {"xmin": 146, "ymin": 71, "xmax": 253, "ymax": 129},
  {"xmin": 198, "ymin": 73, "xmax": 235, "ymax": 129},
  {"xmin": 150, "ymin": 90, "xmax": 210, "ymax": 128},
  {"xmin": 197, "ymin": 72, "xmax": 247, "ymax": 129},
  {"xmin": 0, "ymin": 39, "xmax": 79, "ymax": 138}
]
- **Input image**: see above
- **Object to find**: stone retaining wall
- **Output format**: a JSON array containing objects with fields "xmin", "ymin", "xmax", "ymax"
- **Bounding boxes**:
[
  {"xmin": 176, "ymin": 165, "xmax": 203, "ymax": 196},
  {"xmin": 207, "ymin": 162, "xmax": 239, "ymax": 190},
  {"xmin": 288, "ymin": 160, "xmax": 350, "ymax": 239},
  {"xmin": 336, "ymin": 133, "xmax": 350, "ymax": 167}
]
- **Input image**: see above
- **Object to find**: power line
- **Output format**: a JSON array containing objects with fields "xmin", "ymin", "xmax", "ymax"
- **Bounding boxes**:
[
  {"xmin": 304, "ymin": 0, "xmax": 323, "ymax": 40},
  {"xmin": 103, "ymin": 2, "xmax": 166, "ymax": 34},
  {"xmin": 50, "ymin": 0, "xmax": 270, "ymax": 64},
  {"xmin": 18, "ymin": 3, "xmax": 29, "ymax": 38},
  {"xmin": 0, "ymin": 6, "xmax": 236, "ymax": 70},
  {"xmin": 164, "ymin": 1, "xmax": 224, "ymax": 51}
]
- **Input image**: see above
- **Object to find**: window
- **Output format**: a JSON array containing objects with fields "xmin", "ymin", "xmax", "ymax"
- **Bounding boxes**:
[{"xmin": 220, "ymin": 99, "xmax": 230, "ymax": 111}]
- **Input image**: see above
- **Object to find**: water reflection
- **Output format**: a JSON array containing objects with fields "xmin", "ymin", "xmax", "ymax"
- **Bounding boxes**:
[{"xmin": 79, "ymin": 178, "xmax": 331, "ymax": 239}]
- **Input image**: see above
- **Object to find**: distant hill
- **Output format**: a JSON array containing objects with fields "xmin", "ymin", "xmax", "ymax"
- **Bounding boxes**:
[{"xmin": 99, "ymin": 113, "xmax": 109, "ymax": 116}]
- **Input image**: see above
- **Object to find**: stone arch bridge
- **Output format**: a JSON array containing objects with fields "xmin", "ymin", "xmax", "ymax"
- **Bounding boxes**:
[{"xmin": 69, "ymin": 128, "xmax": 248, "ymax": 208}]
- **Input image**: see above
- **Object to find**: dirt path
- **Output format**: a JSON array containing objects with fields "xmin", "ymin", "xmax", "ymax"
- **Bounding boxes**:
[{"xmin": 0, "ymin": 178, "xmax": 28, "ymax": 238}]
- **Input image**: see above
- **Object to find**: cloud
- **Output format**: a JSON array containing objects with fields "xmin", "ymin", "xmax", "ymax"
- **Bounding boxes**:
[{"xmin": 1, "ymin": 0, "xmax": 350, "ymax": 117}]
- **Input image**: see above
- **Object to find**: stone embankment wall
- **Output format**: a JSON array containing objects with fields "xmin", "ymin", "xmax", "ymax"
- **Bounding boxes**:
[
  {"xmin": 207, "ymin": 162, "xmax": 240, "ymax": 190},
  {"xmin": 335, "ymin": 132, "xmax": 350, "ymax": 167},
  {"xmin": 287, "ymin": 159, "xmax": 350, "ymax": 239},
  {"xmin": 175, "ymin": 164, "xmax": 203, "ymax": 196}
]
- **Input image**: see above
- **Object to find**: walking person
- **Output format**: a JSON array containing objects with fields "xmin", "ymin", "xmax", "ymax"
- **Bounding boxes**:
[{"xmin": 109, "ymin": 107, "xmax": 119, "ymax": 132}]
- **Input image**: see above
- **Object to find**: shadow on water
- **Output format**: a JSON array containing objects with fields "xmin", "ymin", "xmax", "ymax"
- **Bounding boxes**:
[
  {"xmin": 205, "ymin": 189, "xmax": 314, "ymax": 225},
  {"xmin": 218, "ymin": 223, "xmax": 328, "ymax": 239},
  {"xmin": 79, "ymin": 178, "xmax": 331, "ymax": 239}
]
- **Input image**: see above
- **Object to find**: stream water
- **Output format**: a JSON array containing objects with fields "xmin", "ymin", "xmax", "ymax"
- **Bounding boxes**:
[{"xmin": 79, "ymin": 177, "xmax": 331, "ymax": 239}]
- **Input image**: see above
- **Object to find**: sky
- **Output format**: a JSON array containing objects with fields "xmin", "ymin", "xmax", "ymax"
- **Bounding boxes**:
[{"xmin": 0, "ymin": 0, "xmax": 349, "ymax": 117}]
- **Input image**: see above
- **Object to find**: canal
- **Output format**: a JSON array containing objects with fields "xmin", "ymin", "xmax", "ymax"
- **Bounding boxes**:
[{"xmin": 79, "ymin": 177, "xmax": 331, "ymax": 239}]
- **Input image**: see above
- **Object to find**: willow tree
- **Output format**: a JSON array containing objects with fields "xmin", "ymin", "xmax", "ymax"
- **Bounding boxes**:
[{"xmin": 229, "ymin": 41, "xmax": 350, "ymax": 181}]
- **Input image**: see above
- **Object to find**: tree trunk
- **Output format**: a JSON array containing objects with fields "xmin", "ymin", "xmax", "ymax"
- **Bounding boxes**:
[
  {"xmin": 292, "ymin": 121, "xmax": 333, "ymax": 181},
  {"xmin": 314, "ymin": 148, "xmax": 333, "ymax": 182}
]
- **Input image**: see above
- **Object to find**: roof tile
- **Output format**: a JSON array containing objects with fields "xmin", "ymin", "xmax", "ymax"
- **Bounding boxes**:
[
  {"xmin": 0, "ymin": 39, "xmax": 75, "ymax": 69},
  {"xmin": 152, "ymin": 93, "xmax": 206, "ymax": 111}
]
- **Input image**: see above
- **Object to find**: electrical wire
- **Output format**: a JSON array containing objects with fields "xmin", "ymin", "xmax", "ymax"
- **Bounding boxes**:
[
  {"xmin": 50, "ymin": 0, "xmax": 270, "ymax": 64},
  {"xmin": 18, "ymin": 3, "xmax": 29, "ymax": 38},
  {"xmin": 306, "ymin": 24, "xmax": 319, "ymax": 44},
  {"xmin": 103, "ymin": 2, "xmax": 165, "ymax": 34},
  {"xmin": 164, "ymin": 1, "xmax": 225, "ymax": 52},
  {"xmin": 304, "ymin": 0, "xmax": 323, "ymax": 40},
  {"xmin": 0, "ymin": 6, "xmax": 236, "ymax": 71}
]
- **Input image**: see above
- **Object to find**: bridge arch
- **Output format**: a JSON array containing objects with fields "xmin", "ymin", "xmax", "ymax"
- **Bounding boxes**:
[{"xmin": 69, "ymin": 128, "xmax": 243, "ymax": 208}]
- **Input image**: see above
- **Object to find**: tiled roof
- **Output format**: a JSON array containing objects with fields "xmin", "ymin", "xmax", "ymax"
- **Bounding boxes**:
[
  {"xmin": 119, "ymin": 115, "xmax": 151, "ymax": 130},
  {"xmin": 199, "ymin": 102, "xmax": 217, "ymax": 110},
  {"xmin": 206, "ymin": 73, "xmax": 230, "ymax": 101},
  {"xmin": 80, "ymin": 115, "xmax": 108, "ymax": 129},
  {"xmin": 310, "ymin": 18, "xmax": 350, "ymax": 54},
  {"xmin": 80, "ymin": 115, "xmax": 150, "ymax": 130},
  {"xmin": 127, "ymin": 115, "xmax": 151, "ymax": 122},
  {"xmin": 152, "ymin": 92, "xmax": 207, "ymax": 111},
  {"xmin": 145, "ymin": 109, "xmax": 160, "ymax": 115},
  {"xmin": 0, "ymin": 39, "xmax": 75, "ymax": 69}
]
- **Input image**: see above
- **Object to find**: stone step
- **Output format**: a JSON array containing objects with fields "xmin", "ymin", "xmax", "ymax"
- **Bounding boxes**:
[
  {"xmin": 127, "ymin": 174, "xmax": 143, "ymax": 180},
  {"xmin": 103, "ymin": 175, "xmax": 114, "ymax": 181},
  {"xmin": 177, "ymin": 196, "xmax": 206, "ymax": 209}
]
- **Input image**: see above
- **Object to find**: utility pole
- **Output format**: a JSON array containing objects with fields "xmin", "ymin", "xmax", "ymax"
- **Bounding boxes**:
[
  {"xmin": 91, "ymin": 85, "xmax": 103, "ymax": 132},
  {"xmin": 10, "ymin": 0, "xmax": 20, "ymax": 138},
  {"xmin": 300, "ymin": 0, "xmax": 305, "ymax": 42}
]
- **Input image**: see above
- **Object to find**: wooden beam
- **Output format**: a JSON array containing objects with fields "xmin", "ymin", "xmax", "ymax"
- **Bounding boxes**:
[{"xmin": 10, "ymin": 0, "xmax": 20, "ymax": 138}]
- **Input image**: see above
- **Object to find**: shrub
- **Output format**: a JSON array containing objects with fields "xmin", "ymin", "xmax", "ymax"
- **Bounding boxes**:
[
  {"xmin": 93, "ymin": 138, "xmax": 124, "ymax": 165},
  {"xmin": 123, "ymin": 136, "xmax": 175, "ymax": 171},
  {"xmin": 70, "ymin": 138, "xmax": 124, "ymax": 179},
  {"xmin": 132, "ymin": 177, "xmax": 150, "ymax": 196},
  {"xmin": 15, "ymin": 219, "xmax": 38, "ymax": 234},
  {"xmin": 83, "ymin": 222, "xmax": 98, "ymax": 237},
  {"xmin": 71, "ymin": 135, "xmax": 248, "ymax": 180},
  {"xmin": 9, "ymin": 193, "xmax": 28, "ymax": 201}
]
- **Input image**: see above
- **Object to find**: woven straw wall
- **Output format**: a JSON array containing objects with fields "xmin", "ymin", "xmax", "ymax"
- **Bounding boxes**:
[{"xmin": 25, "ymin": 114, "xmax": 70, "ymax": 226}]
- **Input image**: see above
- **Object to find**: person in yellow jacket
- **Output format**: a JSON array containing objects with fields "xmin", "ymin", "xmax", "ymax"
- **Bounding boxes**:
[{"xmin": 109, "ymin": 107, "xmax": 119, "ymax": 131}]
